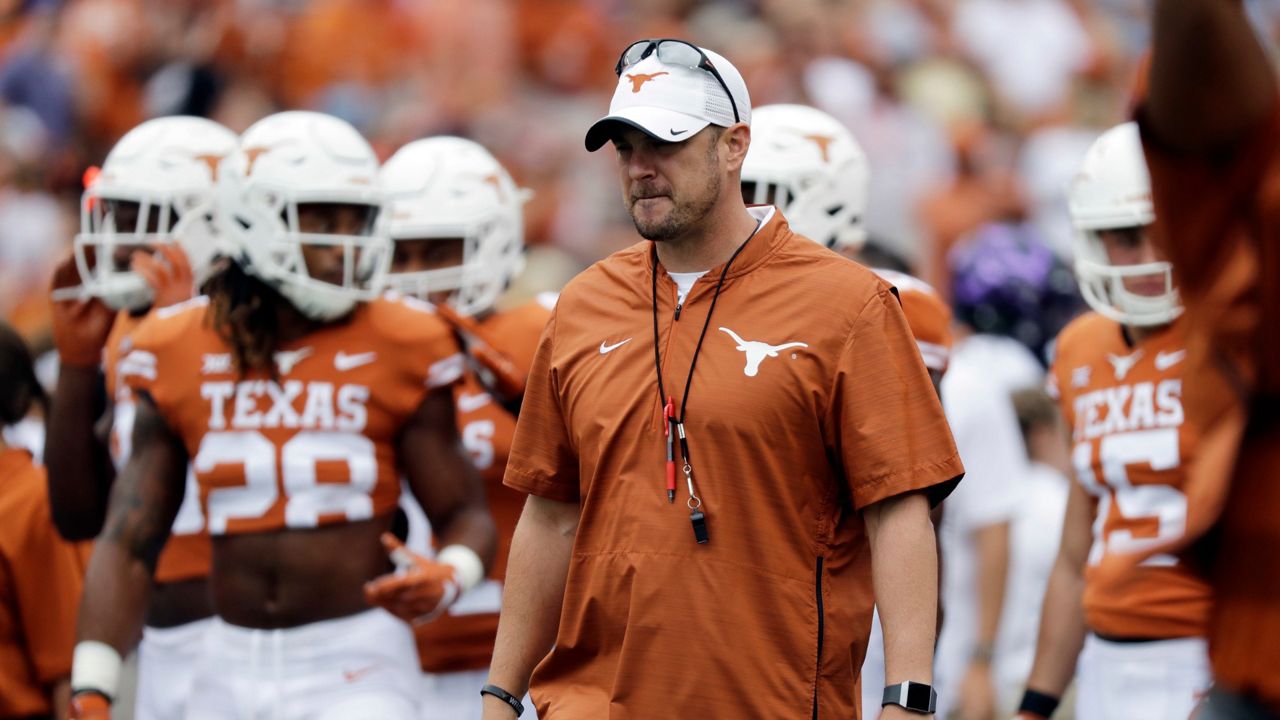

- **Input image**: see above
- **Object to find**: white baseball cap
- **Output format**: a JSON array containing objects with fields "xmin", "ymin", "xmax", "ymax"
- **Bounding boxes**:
[{"xmin": 584, "ymin": 41, "xmax": 752, "ymax": 152}]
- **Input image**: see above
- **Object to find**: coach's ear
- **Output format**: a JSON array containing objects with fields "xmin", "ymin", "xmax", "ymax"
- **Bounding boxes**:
[{"xmin": 720, "ymin": 123, "xmax": 751, "ymax": 176}]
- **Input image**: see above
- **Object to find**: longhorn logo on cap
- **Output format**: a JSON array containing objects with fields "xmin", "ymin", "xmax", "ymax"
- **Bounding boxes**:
[{"xmin": 625, "ymin": 72, "xmax": 669, "ymax": 93}]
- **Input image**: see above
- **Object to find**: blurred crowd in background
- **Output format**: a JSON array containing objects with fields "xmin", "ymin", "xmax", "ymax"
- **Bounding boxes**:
[{"xmin": 2, "ymin": 0, "xmax": 1279, "ymax": 351}]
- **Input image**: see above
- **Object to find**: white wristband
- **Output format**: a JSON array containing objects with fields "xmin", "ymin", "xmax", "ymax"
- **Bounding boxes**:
[
  {"xmin": 437, "ymin": 544, "xmax": 485, "ymax": 594},
  {"xmin": 71, "ymin": 641, "xmax": 122, "ymax": 698}
]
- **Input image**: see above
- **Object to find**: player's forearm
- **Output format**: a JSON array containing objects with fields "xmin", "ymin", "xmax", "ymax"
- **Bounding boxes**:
[
  {"xmin": 76, "ymin": 538, "xmax": 156, "ymax": 654},
  {"xmin": 45, "ymin": 366, "xmax": 114, "ymax": 540},
  {"xmin": 50, "ymin": 677, "xmax": 70, "ymax": 720},
  {"xmin": 972, "ymin": 521, "xmax": 1010, "ymax": 648},
  {"xmin": 1148, "ymin": 0, "xmax": 1277, "ymax": 154},
  {"xmin": 1024, "ymin": 555, "xmax": 1087, "ymax": 698},
  {"xmin": 866, "ymin": 491, "xmax": 938, "ymax": 683},
  {"xmin": 487, "ymin": 496, "xmax": 577, "ymax": 698}
]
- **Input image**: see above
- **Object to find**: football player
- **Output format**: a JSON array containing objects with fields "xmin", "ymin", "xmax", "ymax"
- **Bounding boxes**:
[
  {"xmin": 1017, "ymin": 122, "xmax": 1210, "ymax": 720},
  {"xmin": 375, "ymin": 136, "xmax": 551, "ymax": 720},
  {"xmin": 46, "ymin": 115, "xmax": 237, "ymax": 720},
  {"xmin": 69, "ymin": 111, "xmax": 497, "ymax": 720}
]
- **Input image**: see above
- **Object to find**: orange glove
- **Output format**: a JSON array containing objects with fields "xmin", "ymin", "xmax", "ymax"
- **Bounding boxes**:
[
  {"xmin": 363, "ymin": 533, "xmax": 462, "ymax": 625},
  {"xmin": 69, "ymin": 691, "xmax": 111, "ymax": 720},
  {"xmin": 130, "ymin": 244, "xmax": 194, "ymax": 310},
  {"xmin": 48, "ymin": 253, "xmax": 115, "ymax": 368}
]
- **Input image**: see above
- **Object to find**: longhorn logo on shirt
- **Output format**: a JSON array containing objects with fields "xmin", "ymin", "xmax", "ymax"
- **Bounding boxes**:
[
  {"xmin": 1107, "ymin": 350, "xmax": 1144, "ymax": 381},
  {"xmin": 625, "ymin": 72, "xmax": 669, "ymax": 92},
  {"xmin": 719, "ymin": 327, "xmax": 808, "ymax": 377}
]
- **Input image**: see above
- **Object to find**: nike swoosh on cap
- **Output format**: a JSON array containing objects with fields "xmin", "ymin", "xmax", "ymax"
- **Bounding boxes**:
[{"xmin": 669, "ymin": 128, "xmax": 689, "ymax": 136}]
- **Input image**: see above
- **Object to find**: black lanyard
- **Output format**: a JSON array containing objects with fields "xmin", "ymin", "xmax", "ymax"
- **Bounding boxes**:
[{"xmin": 649, "ymin": 219, "xmax": 761, "ymax": 544}]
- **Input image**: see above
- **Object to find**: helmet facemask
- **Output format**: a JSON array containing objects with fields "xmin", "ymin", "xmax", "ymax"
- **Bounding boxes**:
[
  {"xmin": 738, "ymin": 104, "xmax": 869, "ymax": 253},
  {"xmin": 74, "ymin": 190, "xmax": 214, "ymax": 311},
  {"xmin": 238, "ymin": 189, "xmax": 391, "ymax": 321},
  {"xmin": 1074, "ymin": 225, "xmax": 1181, "ymax": 328},
  {"xmin": 380, "ymin": 136, "xmax": 529, "ymax": 318},
  {"xmin": 387, "ymin": 213, "xmax": 523, "ymax": 317}
]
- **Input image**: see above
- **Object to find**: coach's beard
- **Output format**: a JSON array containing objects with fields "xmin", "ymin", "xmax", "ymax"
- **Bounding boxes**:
[{"xmin": 629, "ymin": 175, "xmax": 720, "ymax": 243}]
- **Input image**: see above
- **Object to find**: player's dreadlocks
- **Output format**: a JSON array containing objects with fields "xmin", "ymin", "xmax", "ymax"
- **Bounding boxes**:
[
  {"xmin": 204, "ymin": 260, "xmax": 282, "ymax": 378},
  {"xmin": 0, "ymin": 321, "xmax": 46, "ymax": 426}
]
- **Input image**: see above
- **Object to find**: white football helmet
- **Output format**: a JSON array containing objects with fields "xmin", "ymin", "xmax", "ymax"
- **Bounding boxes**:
[
  {"xmin": 379, "ymin": 137, "xmax": 530, "ymax": 316},
  {"xmin": 1068, "ymin": 122, "xmax": 1180, "ymax": 327},
  {"xmin": 75, "ymin": 116, "xmax": 238, "ymax": 311},
  {"xmin": 217, "ymin": 111, "xmax": 390, "ymax": 321},
  {"xmin": 740, "ymin": 104, "xmax": 869, "ymax": 251}
]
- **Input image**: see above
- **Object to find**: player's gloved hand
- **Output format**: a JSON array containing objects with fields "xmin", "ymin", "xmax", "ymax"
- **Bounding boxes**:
[
  {"xmin": 69, "ymin": 690, "xmax": 112, "ymax": 720},
  {"xmin": 49, "ymin": 253, "xmax": 116, "ymax": 368},
  {"xmin": 130, "ymin": 244, "xmax": 194, "ymax": 310},
  {"xmin": 364, "ymin": 533, "xmax": 467, "ymax": 625}
]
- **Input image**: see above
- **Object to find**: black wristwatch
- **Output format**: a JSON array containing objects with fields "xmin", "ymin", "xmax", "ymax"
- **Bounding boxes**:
[
  {"xmin": 882, "ymin": 681, "xmax": 937, "ymax": 714},
  {"xmin": 481, "ymin": 684, "xmax": 525, "ymax": 717}
]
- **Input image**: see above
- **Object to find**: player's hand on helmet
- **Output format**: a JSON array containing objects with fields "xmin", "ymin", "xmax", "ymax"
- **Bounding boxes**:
[
  {"xmin": 68, "ymin": 690, "xmax": 111, "ymax": 720},
  {"xmin": 364, "ymin": 533, "xmax": 461, "ymax": 625},
  {"xmin": 131, "ymin": 244, "xmax": 194, "ymax": 310},
  {"xmin": 49, "ymin": 252, "xmax": 115, "ymax": 368}
]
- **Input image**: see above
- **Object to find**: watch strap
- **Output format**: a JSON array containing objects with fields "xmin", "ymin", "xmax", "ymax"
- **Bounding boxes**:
[
  {"xmin": 481, "ymin": 684, "xmax": 525, "ymax": 717},
  {"xmin": 882, "ymin": 681, "xmax": 938, "ymax": 714}
]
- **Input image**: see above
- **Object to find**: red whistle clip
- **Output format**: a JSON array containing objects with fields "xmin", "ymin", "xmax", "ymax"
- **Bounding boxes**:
[{"xmin": 664, "ymin": 397, "xmax": 676, "ymax": 502}]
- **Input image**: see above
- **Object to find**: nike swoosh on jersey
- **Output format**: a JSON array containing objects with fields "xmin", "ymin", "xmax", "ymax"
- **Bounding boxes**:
[
  {"xmin": 1155, "ymin": 349, "xmax": 1187, "ymax": 371},
  {"xmin": 342, "ymin": 665, "xmax": 377, "ymax": 683},
  {"xmin": 274, "ymin": 347, "xmax": 313, "ymax": 375},
  {"xmin": 599, "ymin": 339, "xmax": 632, "ymax": 354},
  {"xmin": 457, "ymin": 392, "xmax": 492, "ymax": 413},
  {"xmin": 334, "ymin": 351, "xmax": 377, "ymax": 371}
]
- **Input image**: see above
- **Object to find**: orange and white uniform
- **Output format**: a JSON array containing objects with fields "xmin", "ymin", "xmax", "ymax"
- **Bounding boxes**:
[
  {"xmin": 873, "ymin": 268, "xmax": 953, "ymax": 375},
  {"xmin": 103, "ymin": 309, "xmax": 215, "ymax": 720},
  {"xmin": 0, "ymin": 448, "xmax": 90, "ymax": 717},
  {"xmin": 105, "ymin": 310, "xmax": 211, "ymax": 582},
  {"xmin": 122, "ymin": 294, "xmax": 462, "ymax": 537},
  {"xmin": 121, "ymin": 294, "xmax": 464, "ymax": 720},
  {"xmin": 504, "ymin": 208, "xmax": 962, "ymax": 718},
  {"xmin": 1050, "ymin": 312, "xmax": 1211, "ymax": 718}
]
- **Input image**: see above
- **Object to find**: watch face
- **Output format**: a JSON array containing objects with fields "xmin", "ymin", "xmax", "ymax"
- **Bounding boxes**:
[{"xmin": 905, "ymin": 683, "xmax": 934, "ymax": 710}]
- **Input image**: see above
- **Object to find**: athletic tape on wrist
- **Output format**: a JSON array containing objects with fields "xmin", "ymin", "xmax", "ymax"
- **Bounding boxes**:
[
  {"xmin": 71, "ymin": 641, "xmax": 122, "ymax": 699},
  {"xmin": 438, "ymin": 544, "xmax": 484, "ymax": 593}
]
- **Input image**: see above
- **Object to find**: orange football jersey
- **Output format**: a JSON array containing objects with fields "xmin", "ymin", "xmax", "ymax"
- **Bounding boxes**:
[
  {"xmin": 1051, "ymin": 312, "xmax": 1210, "ymax": 639},
  {"xmin": 873, "ymin": 268, "xmax": 953, "ymax": 373},
  {"xmin": 121, "ymin": 295, "xmax": 464, "ymax": 536},
  {"xmin": 413, "ymin": 297, "xmax": 553, "ymax": 673},
  {"xmin": 104, "ymin": 310, "xmax": 211, "ymax": 583}
]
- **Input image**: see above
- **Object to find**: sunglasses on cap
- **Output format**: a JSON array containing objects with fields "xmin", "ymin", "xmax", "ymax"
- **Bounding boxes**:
[{"xmin": 614, "ymin": 39, "xmax": 741, "ymax": 124}]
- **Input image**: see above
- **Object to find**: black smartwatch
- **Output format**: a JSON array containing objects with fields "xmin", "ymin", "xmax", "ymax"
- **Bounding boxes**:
[
  {"xmin": 481, "ymin": 684, "xmax": 525, "ymax": 717},
  {"xmin": 882, "ymin": 681, "xmax": 937, "ymax": 714}
]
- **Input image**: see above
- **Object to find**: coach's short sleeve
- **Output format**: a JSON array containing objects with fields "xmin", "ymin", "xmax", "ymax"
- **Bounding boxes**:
[
  {"xmin": 827, "ymin": 288, "xmax": 963, "ymax": 510},
  {"xmin": 504, "ymin": 311, "xmax": 580, "ymax": 502}
]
